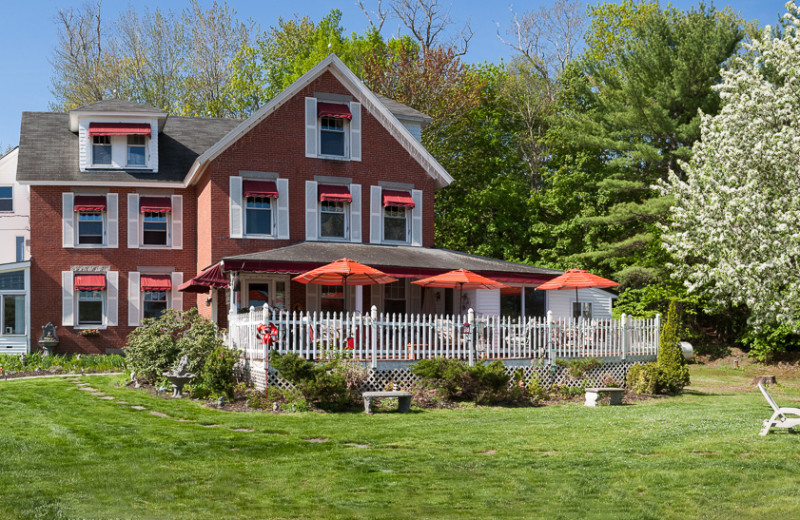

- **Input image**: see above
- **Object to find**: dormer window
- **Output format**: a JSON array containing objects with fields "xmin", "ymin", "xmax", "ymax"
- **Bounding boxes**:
[
  {"xmin": 86, "ymin": 122, "xmax": 152, "ymax": 169},
  {"xmin": 92, "ymin": 136, "xmax": 112, "ymax": 165},
  {"xmin": 127, "ymin": 135, "xmax": 146, "ymax": 166}
]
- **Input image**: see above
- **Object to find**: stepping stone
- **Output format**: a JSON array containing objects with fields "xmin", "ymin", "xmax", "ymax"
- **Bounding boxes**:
[
  {"xmin": 303, "ymin": 438, "xmax": 328, "ymax": 443},
  {"xmin": 481, "ymin": 450, "xmax": 497, "ymax": 455},
  {"xmin": 149, "ymin": 411, "xmax": 169, "ymax": 418},
  {"xmin": 91, "ymin": 392, "xmax": 105, "ymax": 396},
  {"xmin": 76, "ymin": 383, "xmax": 89, "ymax": 387},
  {"xmin": 176, "ymin": 418, "xmax": 192, "ymax": 422},
  {"xmin": 99, "ymin": 396, "xmax": 114, "ymax": 400},
  {"xmin": 130, "ymin": 406, "xmax": 146, "ymax": 410},
  {"xmin": 201, "ymin": 424, "xmax": 220, "ymax": 428},
  {"xmin": 78, "ymin": 387, "xmax": 96, "ymax": 391},
  {"xmin": 344, "ymin": 443, "xmax": 369, "ymax": 449},
  {"xmin": 116, "ymin": 401, "xmax": 128, "ymax": 405},
  {"xmin": 231, "ymin": 428, "xmax": 254, "ymax": 432}
]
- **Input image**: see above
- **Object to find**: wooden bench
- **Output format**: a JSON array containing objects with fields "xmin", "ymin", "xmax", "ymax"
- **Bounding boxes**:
[
  {"xmin": 584, "ymin": 387, "xmax": 625, "ymax": 407},
  {"xmin": 362, "ymin": 391, "xmax": 412, "ymax": 414}
]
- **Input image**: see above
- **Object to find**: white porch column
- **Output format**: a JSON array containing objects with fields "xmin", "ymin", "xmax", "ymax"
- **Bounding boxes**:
[{"xmin": 355, "ymin": 286, "xmax": 363, "ymax": 313}]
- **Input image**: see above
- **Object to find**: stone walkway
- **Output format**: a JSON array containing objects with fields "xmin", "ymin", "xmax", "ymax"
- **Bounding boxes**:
[{"xmin": 68, "ymin": 378, "xmax": 256, "ymax": 435}]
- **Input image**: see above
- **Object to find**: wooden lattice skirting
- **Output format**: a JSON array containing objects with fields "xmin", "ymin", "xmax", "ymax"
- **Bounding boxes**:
[{"xmin": 236, "ymin": 359, "xmax": 647, "ymax": 393}]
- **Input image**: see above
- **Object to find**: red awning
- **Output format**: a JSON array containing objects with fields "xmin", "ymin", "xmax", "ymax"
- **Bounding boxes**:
[
  {"xmin": 139, "ymin": 197, "xmax": 172, "ymax": 213},
  {"xmin": 177, "ymin": 263, "xmax": 228, "ymax": 293},
  {"xmin": 73, "ymin": 195, "xmax": 106, "ymax": 212},
  {"xmin": 382, "ymin": 190, "xmax": 415, "ymax": 208},
  {"xmin": 74, "ymin": 274, "xmax": 106, "ymax": 291},
  {"xmin": 141, "ymin": 275, "xmax": 172, "ymax": 291},
  {"xmin": 317, "ymin": 102, "xmax": 352, "ymax": 120},
  {"xmin": 318, "ymin": 185, "xmax": 352, "ymax": 203},
  {"xmin": 243, "ymin": 180, "xmax": 279, "ymax": 198},
  {"xmin": 88, "ymin": 123, "xmax": 151, "ymax": 137}
]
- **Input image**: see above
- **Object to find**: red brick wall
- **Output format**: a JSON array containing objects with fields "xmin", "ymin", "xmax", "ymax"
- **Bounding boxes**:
[
  {"xmin": 196, "ymin": 70, "xmax": 438, "ymax": 265},
  {"xmin": 29, "ymin": 186, "xmax": 197, "ymax": 354}
]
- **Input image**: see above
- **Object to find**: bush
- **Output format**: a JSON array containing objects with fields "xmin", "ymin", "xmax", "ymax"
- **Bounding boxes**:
[
  {"xmin": 554, "ymin": 357, "xmax": 602, "ymax": 379},
  {"xmin": 626, "ymin": 362, "xmax": 662, "ymax": 394},
  {"xmin": 739, "ymin": 321, "xmax": 799, "ymax": 362},
  {"xmin": 269, "ymin": 352, "xmax": 360, "ymax": 411},
  {"xmin": 0, "ymin": 353, "xmax": 125, "ymax": 375},
  {"xmin": 411, "ymin": 357, "xmax": 512, "ymax": 404},
  {"xmin": 197, "ymin": 346, "xmax": 239, "ymax": 399},
  {"xmin": 657, "ymin": 301, "xmax": 690, "ymax": 393},
  {"xmin": 125, "ymin": 308, "xmax": 227, "ymax": 383}
]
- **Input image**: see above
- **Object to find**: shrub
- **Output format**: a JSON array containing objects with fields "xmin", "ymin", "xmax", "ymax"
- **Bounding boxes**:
[
  {"xmin": 0, "ymin": 353, "xmax": 125, "ymax": 374},
  {"xmin": 198, "ymin": 346, "xmax": 239, "ymax": 399},
  {"xmin": 657, "ymin": 301, "xmax": 690, "ymax": 393},
  {"xmin": 411, "ymin": 357, "xmax": 512, "ymax": 404},
  {"xmin": 125, "ymin": 308, "xmax": 227, "ymax": 383},
  {"xmin": 626, "ymin": 362, "xmax": 662, "ymax": 394},
  {"xmin": 554, "ymin": 357, "xmax": 602, "ymax": 379},
  {"xmin": 269, "ymin": 352, "xmax": 360, "ymax": 411},
  {"xmin": 739, "ymin": 321, "xmax": 799, "ymax": 362}
]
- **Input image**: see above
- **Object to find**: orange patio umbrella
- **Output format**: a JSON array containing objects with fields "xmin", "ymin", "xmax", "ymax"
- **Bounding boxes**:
[
  {"xmin": 412, "ymin": 269, "xmax": 509, "ymax": 313},
  {"xmin": 292, "ymin": 258, "xmax": 398, "ymax": 312},
  {"xmin": 535, "ymin": 269, "xmax": 619, "ymax": 318}
]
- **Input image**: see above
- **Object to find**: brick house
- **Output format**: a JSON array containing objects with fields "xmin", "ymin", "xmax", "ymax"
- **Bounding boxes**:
[{"xmin": 17, "ymin": 54, "xmax": 600, "ymax": 355}]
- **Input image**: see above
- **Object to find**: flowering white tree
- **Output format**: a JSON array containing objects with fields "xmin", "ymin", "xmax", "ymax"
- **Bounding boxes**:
[{"xmin": 661, "ymin": 2, "xmax": 800, "ymax": 328}]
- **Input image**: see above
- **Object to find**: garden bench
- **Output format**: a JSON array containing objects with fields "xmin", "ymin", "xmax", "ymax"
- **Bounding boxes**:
[
  {"xmin": 362, "ymin": 391, "xmax": 412, "ymax": 414},
  {"xmin": 584, "ymin": 387, "xmax": 625, "ymax": 407}
]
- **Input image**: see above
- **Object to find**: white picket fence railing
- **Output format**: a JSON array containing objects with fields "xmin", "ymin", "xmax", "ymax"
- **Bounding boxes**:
[{"xmin": 227, "ymin": 305, "xmax": 661, "ymax": 367}]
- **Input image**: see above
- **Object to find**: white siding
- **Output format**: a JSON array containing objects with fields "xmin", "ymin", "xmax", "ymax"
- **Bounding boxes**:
[
  {"xmin": 0, "ymin": 150, "xmax": 30, "ymax": 263},
  {"xmin": 473, "ymin": 289, "xmax": 501, "ymax": 318},
  {"xmin": 547, "ymin": 288, "xmax": 615, "ymax": 321}
]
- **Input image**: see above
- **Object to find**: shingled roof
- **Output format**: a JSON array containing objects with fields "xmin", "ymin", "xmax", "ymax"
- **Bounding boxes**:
[
  {"xmin": 16, "ymin": 112, "xmax": 241, "ymax": 184},
  {"xmin": 70, "ymin": 99, "xmax": 166, "ymax": 114},
  {"xmin": 222, "ymin": 242, "xmax": 562, "ymax": 283}
]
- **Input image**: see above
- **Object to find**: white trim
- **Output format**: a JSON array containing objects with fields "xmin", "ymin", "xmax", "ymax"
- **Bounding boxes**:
[
  {"xmin": 350, "ymin": 183, "xmax": 362, "ymax": 243},
  {"xmin": 62, "ymin": 271, "xmax": 74, "ymax": 327},
  {"xmin": 411, "ymin": 189, "xmax": 423, "ymax": 246},
  {"xmin": 128, "ymin": 272, "xmax": 141, "ymax": 326},
  {"xmin": 106, "ymin": 193, "xmax": 118, "ymax": 248},
  {"xmin": 20, "ymin": 180, "xmax": 185, "ymax": 188},
  {"xmin": 229, "ymin": 176, "xmax": 243, "ymax": 238},
  {"xmin": 349, "ymin": 102, "xmax": 362, "ymax": 161},
  {"xmin": 276, "ymin": 178, "xmax": 290, "ymax": 239},
  {"xmin": 305, "ymin": 97, "xmax": 318, "ymax": 157},
  {"xmin": 62, "ymin": 193, "xmax": 74, "ymax": 248},
  {"xmin": 106, "ymin": 271, "xmax": 119, "ymax": 326},
  {"xmin": 305, "ymin": 180, "xmax": 318, "ymax": 241},
  {"xmin": 171, "ymin": 195, "xmax": 183, "ymax": 249},
  {"xmin": 369, "ymin": 185, "xmax": 381, "ymax": 244},
  {"xmin": 171, "ymin": 272, "xmax": 183, "ymax": 311}
]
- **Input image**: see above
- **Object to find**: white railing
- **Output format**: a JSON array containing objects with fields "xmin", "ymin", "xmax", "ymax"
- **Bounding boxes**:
[{"xmin": 227, "ymin": 305, "xmax": 661, "ymax": 367}]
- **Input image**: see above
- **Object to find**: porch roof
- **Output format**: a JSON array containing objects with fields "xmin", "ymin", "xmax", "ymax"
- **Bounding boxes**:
[{"xmin": 221, "ymin": 242, "xmax": 562, "ymax": 284}]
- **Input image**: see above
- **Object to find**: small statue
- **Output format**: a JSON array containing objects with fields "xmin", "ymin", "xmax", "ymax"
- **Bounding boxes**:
[{"xmin": 163, "ymin": 356, "xmax": 195, "ymax": 398}]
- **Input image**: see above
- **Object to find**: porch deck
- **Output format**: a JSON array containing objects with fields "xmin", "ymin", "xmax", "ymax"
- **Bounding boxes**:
[{"xmin": 226, "ymin": 305, "xmax": 661, "ymax": 367}]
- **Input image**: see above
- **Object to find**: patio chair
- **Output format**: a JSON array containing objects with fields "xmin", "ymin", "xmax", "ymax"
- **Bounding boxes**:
[{"xmin": 758, "ymin": 383, "xmax": 800, "ymax": 436}]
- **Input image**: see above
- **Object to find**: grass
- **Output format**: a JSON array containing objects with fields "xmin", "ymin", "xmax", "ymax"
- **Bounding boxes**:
[{"xmin": 1, "ymin": 364, "xmax": 799, "ymax": 519}]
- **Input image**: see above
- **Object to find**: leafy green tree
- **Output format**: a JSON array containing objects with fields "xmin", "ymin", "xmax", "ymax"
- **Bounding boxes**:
[{"xmin": 540, "ymin": 4, "xmax": 745, "ymax": 289}]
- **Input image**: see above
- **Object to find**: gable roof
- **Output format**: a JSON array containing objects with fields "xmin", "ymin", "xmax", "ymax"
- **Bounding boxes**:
[
  {"xmin": 186, "ymin": 54, "xmax": 453, "ymax": 189},
  {"xmin": 17, "ymin": 112, "xmax": 240, "ymax": 185}
]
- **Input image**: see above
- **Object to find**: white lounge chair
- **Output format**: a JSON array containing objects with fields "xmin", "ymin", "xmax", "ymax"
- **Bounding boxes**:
[{"xmin": 758, "ymin": 383, "xmax": 800, "ymax": 436}]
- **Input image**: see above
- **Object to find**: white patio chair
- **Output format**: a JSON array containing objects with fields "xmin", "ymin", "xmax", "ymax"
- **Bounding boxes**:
[{"xmin": 758, "ymin": 383, "xmax": 800, "ymax": 436}]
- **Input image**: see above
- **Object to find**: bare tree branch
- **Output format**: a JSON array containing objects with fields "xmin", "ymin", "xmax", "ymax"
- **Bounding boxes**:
[
  {"xmin": 390, "ymin": 0, "xmax": 472, "ymax": 55},
  {"xmin": 356, "ymin": 0, "xmax": 388, "ymax": 33}
]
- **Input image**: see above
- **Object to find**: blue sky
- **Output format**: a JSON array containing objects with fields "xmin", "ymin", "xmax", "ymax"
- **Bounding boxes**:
[{"xmin": 0, "ymin": 0, "xmax": 791, "ymax": 149}]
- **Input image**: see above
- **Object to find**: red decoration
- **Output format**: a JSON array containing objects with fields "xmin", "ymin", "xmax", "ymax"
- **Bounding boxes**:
[{"xmin": 256, "ymin": 322, "xmax": 279, "ymax": 346}]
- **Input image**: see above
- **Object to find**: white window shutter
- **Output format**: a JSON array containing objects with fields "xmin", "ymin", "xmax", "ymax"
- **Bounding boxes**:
[
  {"xmin": 305, "ymin": 180, "xmax": 318, "ymax": 241},
  {"xmin": 411, "ymin": 189, "xmax": 423, "ymax": 246},
  {"xmin": 106, "ymin": 271, "xmax": 119, "ymax": 326},
  {"xmin": 61, "ymin": 271, "xmax": 74, "ymax": 326},
  {"xmin": 62, "ymin": 193, "xmax": 74, "ymax": 248},
  {"xmin": 370, "ymin": 186, "xmax": 382, "ymax": 243},
  {"xmin": 128, "ymin": 272, "xmax": 140, "ymax": 327},
  {"xmin": 276, "ymin": 178, "xmax": 290, "ymax": 239},
  {"xmin": 306, "ymin": 283, "xmax": 320, "ymax": 313},
  {"xmin": 107, "ymin": 194, "xmax": 119, "ymax": 248},
  {"xmin": 171, "ymin": 195, "xmax": 183, "ymax": 249},
  {"xmin": 171, "ymin": 272, "xmax": 183, "ymax": 311},
  {"xmin": 127, "ymin": 194, "xmax": 140, "ymax": 249},
  {"xmin": 229, "ymin": 176, "xmax": 243, "ymax": 238},
  {"xmin": 350, "ymin": 183, "xmax": 361, "ymax": 243},
  {"xmin": 305, "ymin": 97, "xmax": 318, "ymax": 157},
  {"xmin": 350, "ymin": 102, "xmax": 362, "ymax": 161}
]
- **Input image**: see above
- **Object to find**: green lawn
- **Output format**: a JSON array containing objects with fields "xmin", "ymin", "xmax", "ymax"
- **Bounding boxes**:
[{"xmin": 1, "ymin": 365, "xmax": 798, "ymax": 520}]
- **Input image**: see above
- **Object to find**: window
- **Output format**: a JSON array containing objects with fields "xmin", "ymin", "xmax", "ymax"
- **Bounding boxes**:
[
  {"xmin": 320, "ymin": 200, "xmax": 346, "ymax": 238},
  {"xmin": 320, "ymin": 117, "xmax": 345, "ymax": 156},
  {"xmin": 501, "ymin": 287, "xmax": 547, "ymax": 318},
  {"xmin": 321, "ymin": 285, "xmax": 344, "ymax": 313},
  {"xmin": 0, "ymin": 187, "xmax": 12, "ymax": 212},
  {"xmin": 78, "ymin": 212, "xmax": 104, "ymax": 244},
  {"xmin": 2, "ymin": 294, "xmax": 24, "ymax": 335},
  {"xmin": 384, "ymin": 280, "xmax": 406, "ymax": 315},
  {"xmin": 15, "ymin": 237, "xmax": 24, "ymax": 262},
  {"xmin": 143, "ymin": 290, "xmax": 168, "ymax": 320},
  {"xmin": 143, "ymin": 213, "xmax": 168, "ymax": 245},
  {"xmin": 0, "ymin": 271, "xmax": 23, "ymax": 290},
  {"xmin": 500, "ymin": 287, "xmax": 522, "ymax": 317},
  {"xmin": 78, "ymin": 290, "xmax": 104, "ymax": 325},
  {"xmin": 245, "ymin": 197, "xmax": 272, "ymax": 235},
  {"xmin": 248, "ymin": 283, "xmax": 270, "ymax": 308},
  {"xmin": 92, "ymin": 136, "xmax": 112, "ymax": 165},
  {"xmin": 384, "ymin": 206, "xmax": 408, "ymax": 242},
  {"xmin": 572, "ymin": 302, "xmax": 592, "ymax": 320},
  {"xmin": 127, "ymin": 135, "xmax": 146, "ymax": 166}
]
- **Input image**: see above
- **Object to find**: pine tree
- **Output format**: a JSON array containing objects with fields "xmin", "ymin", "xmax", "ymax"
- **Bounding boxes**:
[{"xmin": 656, "ymin": 301, "xmax": 690, "ymax": 392}]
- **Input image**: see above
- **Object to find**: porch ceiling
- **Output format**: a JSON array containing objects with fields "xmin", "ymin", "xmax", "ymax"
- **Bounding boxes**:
[{"xmin": 221, "ymin": 242, "xmax": 562, "ymax": 284}]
